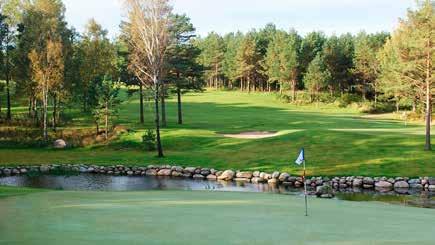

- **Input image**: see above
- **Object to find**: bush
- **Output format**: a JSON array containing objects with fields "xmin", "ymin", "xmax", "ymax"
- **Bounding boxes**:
[
  {"xmin": 142, "ymin": 129, "xmax": 156, "ymax": 151},
  {"xmin": 359, "ymin": 102, "xmax": 395, "ymax": 114},
  {"xmin": 337, "ymin": 94, "xmax": 361, "ymax": 108}
]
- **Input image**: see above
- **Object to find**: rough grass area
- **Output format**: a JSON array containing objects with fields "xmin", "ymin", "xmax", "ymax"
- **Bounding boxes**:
[
  {"xmin": 0, "ymin": 91, "xmax": 434, "ymax": 176},
  {"xmin": 0, "ymin": 190, "xmax": 434, "ymax": 245}
]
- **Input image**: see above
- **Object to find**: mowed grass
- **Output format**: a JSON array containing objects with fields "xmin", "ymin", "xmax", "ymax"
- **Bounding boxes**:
[
  {"xmin": 0, "ymin": 190, "xmax": 434, "ymax": 245},
  {"xmin": 0, "ymin": 91, "xmax": 434, "ymax": 176}
]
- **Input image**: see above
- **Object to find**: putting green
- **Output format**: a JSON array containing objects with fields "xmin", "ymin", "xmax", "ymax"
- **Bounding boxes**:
[{"xmin": 0, "ymin": 190, "xmax": 434, "ymax": 245}]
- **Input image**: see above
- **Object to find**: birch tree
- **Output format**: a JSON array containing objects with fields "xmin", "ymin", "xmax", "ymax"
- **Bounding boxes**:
[{"xmin": 123, "ymin": 0, "xmax": 172, "ymax": 157}]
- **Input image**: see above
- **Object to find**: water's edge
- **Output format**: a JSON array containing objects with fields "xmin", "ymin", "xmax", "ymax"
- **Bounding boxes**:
[{"xmin": 0, "ymin": 174, "xmax": 433, "ymax": 209}]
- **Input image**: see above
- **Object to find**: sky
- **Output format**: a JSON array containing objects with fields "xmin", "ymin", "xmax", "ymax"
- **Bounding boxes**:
[{"xmin": 63, "ymin": 0, "xmax": 417, "ymax": 38}]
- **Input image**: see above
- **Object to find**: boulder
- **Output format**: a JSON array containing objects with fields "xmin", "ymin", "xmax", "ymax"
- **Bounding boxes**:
[
  {"xmin": 375, "ymin": 181, "xmax": 393, "ymax": 189},
  {"xmin": 146, "ymin": 169, "xmax": 158, "ymax": 176},
  {"xmin": 394, "ymin": 181, "xmax": 410, "ymax": 189},
  {"xmin": 200, "ymin": 169, "xmax": 211, "ymax": 176},
  {"xmin": 171, "ymin": 171, "xmax": 183, "ymax": 177},
  {"xmin": 271, "ymin": 172, "xmax": 280, "ymax": 179},
  {"xmin": 268, "ymin": 178, "xmax": 278, "ymax": 185},
  {"xmin": 20, "ymin": 168, "xmax": 28, "ymax": 174},
  {"xmin": 352, "ymin": 178, "xmax": 363, "ymax": 187},
  {"xmin": 236, "ymin": 172, "xmax": 253, "ymax": 179},
  {"xmin": 316, "ymin": 185, "xmax": 335, "ymax": 198},
  {"xmin": 193, "ymin": 174, "xmax": 205, "ymax": 179},
  {"xmin": 363, "ymin": 177, "xmax": 374, "ymax": 185},
  {"xmin": 279, "ymin": 173, "xmax": 290, "ymax": 182},
  {"xmin": 206, "ymin": 174, "xmax": 217, "ymax": 180},
  {"xmin": 53, "ymin": 139, "xmax": 67, "ymax": 149},
  {"xmin": 183, "ymin": 167, "xmax": 196, "ymax": 174},
  {"xmin": 251, "ymin": 177, "xmax": 266, "ymax": 184},
  {"xmin": 428, "ymin": 177, "xmax": 435, "ymax": 186},
  {"xmin": 253, "ymin": 171, "xmax": 261, "ymax": 177},
  {"xmin": 127, "ymin": 171, "xmax": 134, "ymax": 176},
  {"xmin": 218, "ymin": 170, "xmax": 235, "ymax": 181},
  {"xmin": 157, "ymin": 169, "xmax": 172, "ymax": 176},
  {"xmin": 3, "ymin": 169, "xmax": 11, "ymax": 176}
]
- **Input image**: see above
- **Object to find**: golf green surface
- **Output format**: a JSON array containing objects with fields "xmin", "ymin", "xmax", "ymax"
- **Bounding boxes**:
[{"xmin": 0, "ymin": 190, "xmax": 434, "ymax": 244}]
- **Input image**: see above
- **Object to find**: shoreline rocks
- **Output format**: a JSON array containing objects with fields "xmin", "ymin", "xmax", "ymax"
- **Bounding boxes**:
[{"xmin": 0, "ymin": 164, "xmax": 434, "ymax": 196}]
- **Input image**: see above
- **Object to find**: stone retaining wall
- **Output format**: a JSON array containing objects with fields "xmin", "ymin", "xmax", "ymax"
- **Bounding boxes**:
[{"xmin": 1, "ymin": 164, "xmax": 434, "ymax": 193}]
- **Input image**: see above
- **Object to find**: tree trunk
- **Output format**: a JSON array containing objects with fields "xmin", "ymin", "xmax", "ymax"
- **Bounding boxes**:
[
  {"xmin": 105, "ymin": 102, "xmax": 108, "ymax": 141},
  {"xmin": 6, "ymin": 62, "xmax": 11, "ymax": 121},
  {"xmin": 177, "ymin": 86, "xmax": 183, "ymax": 125},
  {"xmin": 424, "ymin": 38, "xmax": 432, "ymax": 151},
  {"xmin": 292, "ymin": 80, "xmax": 297, "ymax": 102},
  {"xmin": 52, "ymin": 95, "xmax": 57, "ymax": 131},
  {"xmin": 247, "ymin": 76, "xmax": 251, "ymax": 93},
  {"xmin": 154, "ymin": 77, "xmax": 164, "ymax": 157},
  {"xmin": 139, "ymin": 83, "xmax": 144, "ymax": 124},
  {"xmin": 160, "ymin": 83, "xmax": 167, "ymax": 127},
  {"xmin": 42, "ymin": 83, "xmax": 48, "ymax": 141}
]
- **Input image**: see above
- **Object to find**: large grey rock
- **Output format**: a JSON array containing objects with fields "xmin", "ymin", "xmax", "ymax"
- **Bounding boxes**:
[
  {"xmin": 206, "ymin": 174, "xmax": 217, "ymax": 180},
  {"xmin": 375, "ymin": 181, "xmax": 393, "ymax": 189},
  {"xmin": 428, "ymin": 177, "xmax": 435, "ymax": 186},
  {"xmin": 428, "ymin": 185, "xmax": 435, "ymax": 192},
  {"xmin": 53, "ymin": 139, "xmax": 67, "ymax": 149},
  {"xmin": 146, "ymin": 169, "xmax": 158, "ymax": 176},
  {"xmin": 236, "ymin": 172, "xmax": 253, "ymax": 179},
  {"xmin": 183, "ymin": 167, "xmax": 196, "ymax": 174},
  {"xmin": 271, "ymin": 172, "xmax": 280, "ymax": 179},
  {"xmin": 193, "ymin": 174, "xmax": 205, "ymax": 179},
  {"xmin": 171, "ymin": 171, "xmax": 183, "ymax": 177},
  {"xmin": 268, "ymin": 178, "xmax": 278, "ymax": 185},
  {"xmin": 363, "ymin": 177, "xmax": 374, "ymax": 185},
  {"xmin": 253, "ymin": 171, "xmax": 261, "ymax": 177},
  {"xmin": 157, "ymin": 169, "xmax": 172, "ymax": 176},
  {"xmin": 352, "ymin": 178, "xmax": 363, "ymax": 187},
  {"xmin": 218, "ymin": 170, "xmax": 235, "ymax": 181},
  {"xmin": 3, "ymin": 169, "xmax": 11, "ymax": 176},
  {"xmin": 279, "ymin": 173, "xmax": 290, "ymax": 182},
  {"xmin": 394, "ymin": 181, "xmax": 410, "ymax": 189},
  {"xmin": 316, "ymin": 185, "xmax": 335, "ymax": 198}
]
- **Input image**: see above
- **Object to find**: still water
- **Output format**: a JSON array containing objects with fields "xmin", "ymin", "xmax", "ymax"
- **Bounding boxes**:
[{"xmin": 0, "ymin": 174, "xmax": 433, "ymax": 208}]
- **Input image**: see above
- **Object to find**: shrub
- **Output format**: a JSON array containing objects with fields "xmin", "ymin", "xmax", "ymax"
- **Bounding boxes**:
[
  {"xmin": 337, "ymin": 94, "xmax": 361, "ymax": 108},
  {"xmin": 142, "ymin": 129, "xmax": 156, "ymax": 151}
]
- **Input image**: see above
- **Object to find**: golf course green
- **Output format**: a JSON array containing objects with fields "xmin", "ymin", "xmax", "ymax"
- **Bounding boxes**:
[
  {"xmin": 0, "ymin": 189, "xmax": 434, "ymax": 245},
  {"xmin": 1, "ymin": 91, "xmax": 434, "ymax": 177}
]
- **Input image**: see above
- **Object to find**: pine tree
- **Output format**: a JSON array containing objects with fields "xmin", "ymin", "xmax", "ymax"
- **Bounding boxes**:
[{"xmin": 304, "ymin": 54, "xmax": 331, "ymax": 102}]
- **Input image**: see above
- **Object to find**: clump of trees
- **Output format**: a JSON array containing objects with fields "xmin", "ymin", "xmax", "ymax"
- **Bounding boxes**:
[{"xmin": 0, "ymin": 0, "xmax": 432, "ymax": 151}]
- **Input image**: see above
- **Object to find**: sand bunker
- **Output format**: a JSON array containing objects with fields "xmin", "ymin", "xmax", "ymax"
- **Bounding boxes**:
[{"xmin": 221, "ymin": 131, "xmax": 279, "ymax": 139}]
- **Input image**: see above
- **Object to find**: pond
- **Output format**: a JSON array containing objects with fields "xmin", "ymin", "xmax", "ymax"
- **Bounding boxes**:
[{"xmin": 0, "ymin": 174, "xmax": 433, "ymax": 208}]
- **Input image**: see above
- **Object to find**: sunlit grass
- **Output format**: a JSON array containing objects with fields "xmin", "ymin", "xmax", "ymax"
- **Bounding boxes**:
[{"xmin": 1, "ymin": 90, "xmax": 433, "ymax": 176}]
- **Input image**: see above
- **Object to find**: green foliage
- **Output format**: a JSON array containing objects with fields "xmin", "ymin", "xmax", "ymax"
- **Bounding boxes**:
[
  {"xmin": 142, "ymin": 129, "xmax": 156, "ymax": 151},
  {"xmin": 303, "ymin": 54, "xmax": 331, "ymax": 102}
]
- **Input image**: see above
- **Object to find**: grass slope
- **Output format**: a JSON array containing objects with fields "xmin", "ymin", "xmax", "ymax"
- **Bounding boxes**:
[
  {"xmin": 0, "ymin": 190, "xmax": 434, "ymax": 245},
  {"xmin": 0, "ymin": 91, "xmax": 434, "ymax": 176}
]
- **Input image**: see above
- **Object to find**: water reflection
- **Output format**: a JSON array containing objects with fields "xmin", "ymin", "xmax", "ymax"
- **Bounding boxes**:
[{"xmin": 0, "ymin": 174, "xmax": 433, "ymax": 208}]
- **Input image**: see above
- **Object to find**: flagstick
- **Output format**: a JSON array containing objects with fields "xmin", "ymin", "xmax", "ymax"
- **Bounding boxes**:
[{"xmin": 303, "ymin": 160, "xmax": 308, "ymax": 217}]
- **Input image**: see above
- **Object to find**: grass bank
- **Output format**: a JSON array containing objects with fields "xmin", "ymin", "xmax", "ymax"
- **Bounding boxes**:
[{"xmin": 0, "ymin": 91, "xmax": 433, "ymax": 176}]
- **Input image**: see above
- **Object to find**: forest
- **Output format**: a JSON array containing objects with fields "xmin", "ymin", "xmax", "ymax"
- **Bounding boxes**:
[{"xmin": 0, "ymin": 0, "xmax": 433, "ymax": 156}]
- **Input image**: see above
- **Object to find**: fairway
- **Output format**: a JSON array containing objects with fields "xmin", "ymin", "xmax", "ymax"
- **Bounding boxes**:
[
  {"xmin": 0, "ymin": 190, "xmax": 433, "ymax": 245},
  {"xmin": 1, "ymin": 91, "xmax": 434, "ymax": 176}
]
